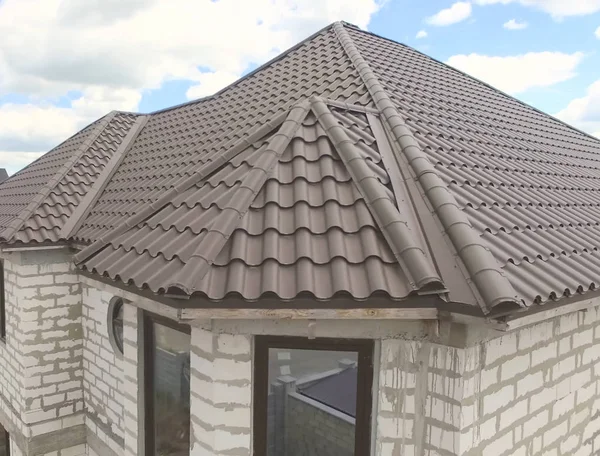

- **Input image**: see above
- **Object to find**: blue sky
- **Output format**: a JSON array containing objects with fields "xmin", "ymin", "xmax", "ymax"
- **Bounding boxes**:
[{"xmin": 0, "ymin": 0, "xmax": 599, "ymax": 174}]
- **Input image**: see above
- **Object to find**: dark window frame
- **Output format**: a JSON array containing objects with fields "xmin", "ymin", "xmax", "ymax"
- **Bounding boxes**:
[
  {"xmin": 0, "ymin": 260, "xmax": 6, "ymax": 342},
  {"xmin": 1, "ymin": 426, "xmax": 10, "ymax": 456},
  {"xmin": 143, "ymin": 312, "xmax": 191, "ymax": 456},
  {"xmin": 107, "ymin": 297, "xmax": 124, "ymax": 356},
  {"xmin": 253, "ymin": 336, "xmax": 374, "ymax": 456}
]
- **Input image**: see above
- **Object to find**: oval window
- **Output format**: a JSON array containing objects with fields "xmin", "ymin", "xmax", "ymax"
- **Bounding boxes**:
[{"xmin": 108, "ymin": 297, "xmax": 124, "ymax": 355}]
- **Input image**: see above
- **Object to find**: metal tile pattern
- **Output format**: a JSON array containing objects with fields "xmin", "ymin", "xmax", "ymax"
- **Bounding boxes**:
[
  {"xmin": 0, "ymin": 169, "xmax": 7, "ymax": 184},
  {"xmin": 0, "ymin": 121, "xmax": 99, "ymax": 235},
  {"xmin": 79, "ymin": 106, "xmax": 419, "ymax": 301},
  {"xmin": 0, "ymin": 113, "xmax": 138, "ymax": 243},
  {"xmin": 347, "ymin": 27, "xmax": 600, "ymax": 304},
  {"xmin": 75, "ymin": 26, "xmax": 373, "ymax": 242}
]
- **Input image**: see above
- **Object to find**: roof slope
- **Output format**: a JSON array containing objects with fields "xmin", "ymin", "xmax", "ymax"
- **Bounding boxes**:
[
  {"xmin": 3, "ymin": 22, "xmax": 600, "ymax": 314},
  {"xmin": 0, "ymin": 169, "xmax": 8, "ymax": 184},
  {"xmin": 77, "ymin": 100, "xmax": 452, "ymax": 303},
  {"xmin": 0, "ymin": 112, "xmax": 139, "ymax": 244},
  {"xmin": 345, "ymin": 26, "xmax": 600, "ymax": 305},
  {"xmin": 75, "ymin": 26, "xmax": 372, "ymax": 243}
]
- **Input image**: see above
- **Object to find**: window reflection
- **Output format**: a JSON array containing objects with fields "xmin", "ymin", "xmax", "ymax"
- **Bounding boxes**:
[
  {"xmin": 267, "ymin": 349, "xmax": 358, "ymax": 456},
  {"xmin": 0, "ymin": 426, "xmax": 9, "ymax": 456},
  {"xmin": 151, "ymin": 322, "xmax": 191, "ymax": 456}
]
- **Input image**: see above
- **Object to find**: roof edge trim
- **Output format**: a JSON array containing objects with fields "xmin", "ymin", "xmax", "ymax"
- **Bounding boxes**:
[
  {"xmin": 333, "ymin": 23, "xmax": 522, "ymax": 313},
  {"xmin": 164, "ymin": 101, "xmax": 312, "ymax": 295},
  {"xmin": 61, "ymin": 115, "xmax": 150, "ymax": 240},
  {"xmin": 74, "ymin": 109, "xmax": 291, "ymax": 265},
  {"xmin": 311, "ymin": 97, "xmax": 443, "ymax": 291},
  {"xmin": 0, "ymin": 112, "xmax": 118, "ymax": 243}
]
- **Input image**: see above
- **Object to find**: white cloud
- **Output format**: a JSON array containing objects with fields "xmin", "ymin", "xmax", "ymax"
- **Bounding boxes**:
[
  {"xmin": 0, "ymin": 152, "xmax": 45, "ymax": 175},
  {"xmin": 0, "ymin": 0, "xmax": 382, "ymax": 173},
  {"xmin": 426, "ymin": 2, "xmax": 472, "ymax": 26},
  {"xmin": 186, "ymin": 71, "xmax": 241, "ymax": 100},
  {"xmin": 503, "ymin": 19, "xmax": 528, "ymax": 29},
  {"xmin": 416, "ymin": 30, "xmax": 428, "ymax": 39},
  {"xmin": 595, "ymin": 25, "xmax": 600, "ymax": 38},
  {"xmin": 474, "ymin": 0, "xmax": 600, "ymax": 18},
  {"xmin": 446, "ymin": 51, "xmax": 584, "ymax": 94},
  {"xmin": 555, "ymin": 79, "xmax": 600, "ymax": 138}
]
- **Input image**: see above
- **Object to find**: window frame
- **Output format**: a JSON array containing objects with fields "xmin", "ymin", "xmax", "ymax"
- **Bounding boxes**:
[
  {"xmin": 143, "ymin": 312, "xmax": 191, "ymax": 456},
  {"xmin": 0, "ymin": 260, "xmax": 6, "ymax": 342},
  {"xmin": 107, "ymin": 297, "xmax": 124, "ymax": 356},
  {"xmin": 1, "ymin": 425, "xmax": 10, "ymax": 456},
  {"xmin": 253, "ymin": 336, "xmax": 374, "ymax": 456}
]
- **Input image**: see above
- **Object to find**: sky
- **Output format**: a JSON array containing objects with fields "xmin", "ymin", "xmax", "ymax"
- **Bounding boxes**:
[{"xmin": 0, "ymin": 0, "xmax": 599, "ymax": 175}]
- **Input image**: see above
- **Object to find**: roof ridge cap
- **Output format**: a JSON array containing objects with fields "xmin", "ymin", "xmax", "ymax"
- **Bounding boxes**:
[
  {"xmin": 332, "ymin": 23, "xmax": 522, "ymax": 313},
  {"xmin": 311, "ymin": 97, "xmax": 443, "ymax": 292},
  {"xmin": 165, "ymin": 101, "xmax": 312, "ymax": 295},
  {"xmin": 73, "ymin": 107, "xmax": 293, "ymax": 265},
  {"xmin": 61, "ymin": 115, "xmax": 151, "ymax": 241},
  {"xmin": 0, "ymin": 112, "xmax": 117, "ymax": 243}
]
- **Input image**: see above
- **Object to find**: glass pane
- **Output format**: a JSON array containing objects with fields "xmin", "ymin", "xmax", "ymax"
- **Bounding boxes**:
[
  {"xmin": 112, "ymin": 302, "xmax": 124, "ymax": 353},
  {"xmin": 267, "ymin": 348, "xmax": 358, "ymax": 456},
  {"xmin": 0, "ymin": 428, "xmax": 9, "ymax": 456},
  {"xmin": 152, "ymin": 323, "xmax": 191, "ymax": 456}
]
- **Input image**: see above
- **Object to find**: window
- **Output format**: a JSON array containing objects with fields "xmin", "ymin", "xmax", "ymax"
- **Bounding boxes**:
[
  {"xmin": 0, "ymin": 422, "xmax": 9, "ymax": 456},
  {"xmin": 253, "ymin": 336, "xmax": 374, "ymax": 456},
  {"xmin": 107, "ymin": 297, "xmax": 124, "ymax": 355},
  {"xmin": 0, "ymin": 260, "xmax": 6, "ymax": 342},
  {"xmin": 144, "ymin": 314, "xmax": 191, "ymax": 456}
]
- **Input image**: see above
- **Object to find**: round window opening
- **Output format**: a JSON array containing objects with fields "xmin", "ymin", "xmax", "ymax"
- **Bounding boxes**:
[{"xmin": 108, "ymin": 297, "xmax": 124, "ymax": 355}]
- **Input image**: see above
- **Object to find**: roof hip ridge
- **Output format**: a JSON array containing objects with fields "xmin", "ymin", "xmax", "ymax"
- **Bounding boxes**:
[
  {"xmin": 61, "ymin": 115, "xmax": 151, "ymax": 241},
  {"xmin": 74, "ymin": 107, "xmax": 293, "ymax": 266},
  {"xmin": 332, "ymin": 23, "xmax": 522, "ymax": 313},
  {"xmin": 0, "ymin": 111, "xmax": 118, "ymax": 243},
  {"xmin": 310, "ymin": 96, "xmax": 443, "ymax": 292},
  {"xmin": 164, "ymin": 101, "xmax": 312, "ymax": 295}
]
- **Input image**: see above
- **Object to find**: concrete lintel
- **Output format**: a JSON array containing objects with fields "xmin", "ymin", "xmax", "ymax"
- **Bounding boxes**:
[{"xmin": 29, "ymin": 424, "xmax": 86, "ymax": 456}]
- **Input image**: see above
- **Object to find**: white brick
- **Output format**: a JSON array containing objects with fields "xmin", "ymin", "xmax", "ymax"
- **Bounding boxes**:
[
  {"xmin": 531, "ymin": 341, "xmax": 557, "ymax": 366},
  {"xmin": 518, "ymin": 321, "xmax": 553, "ymax": 350},
  {"xmin": 523, "ymin": 409, "xmax": 549, "ymax": 437},
  {"xmin": 216, "ymin": 333, "xmax": 250, "ymax": 356},
  {"xmin": 517, "ymin": 371, "xmax": 544, "ymax": 397},
  {"xmin": 484, "ymin": 385, "xmax": 514, "ymax": 416},
  {"xmin": 553, "ymin": 392, "xmax": 575, "ymax": 419},
  {"xmin": 483, "ymin": 431, "xmax": 513, "ymax": 456},
  {"xmin": 500, "ymin": 398, "xmax": 527, "ymax": 430},
  {"xmin": 501, "ymin": 354, "xmax": 530, "ymax": 381},
  {"xmin": 486, "ymin": 334, "xmax": 517, "ymax": 365},
  {"xmin": 572, "ymin": 328, "xmax": 594, "ymax": 349},
  {"xmin": 543, "ymin": 420, "xmax": 568, "ymax": 446}
]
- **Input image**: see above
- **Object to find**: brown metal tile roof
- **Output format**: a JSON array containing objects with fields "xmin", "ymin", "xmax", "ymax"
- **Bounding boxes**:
[
  {"xmin": 0, "ymin": 169, "xmax": 8, "ymax": 184},
  {"xmin": 3, "ymin": 22, "xmax": 600, "ymax": 313},
  {"xmin": 343, "ymin": 25, "xmax": 600, "ymax": 305},
  {"xmin": 77, "ymin": 101, "xmax": 448, "ymax": 302},
  {"xmin": 0, "ymin": 112, "xmax": 138, "ymax": 244}
]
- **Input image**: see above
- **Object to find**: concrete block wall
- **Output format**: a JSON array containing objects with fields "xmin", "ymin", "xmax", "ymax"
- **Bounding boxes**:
[
  {"xmin": 189, "ymin": 328, "xmax": 253, "ymax": 456},
  {"xmin": 81, "ymin": 285, "xmax": 124, "ymax": 453},
  {"xmin": 460, "ymin": 307, "xmax": 600, "ymax": 456},
  {"xmin": 0, "ymin": 250, "xmax": 85, "ymax": 455}
]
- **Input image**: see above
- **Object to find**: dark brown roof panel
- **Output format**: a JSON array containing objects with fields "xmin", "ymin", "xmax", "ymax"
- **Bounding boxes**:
[
  {"xmin": 77, "ymin": 102, "xmax": 437, "ymax": 303},
  {"xmin": 75, "ymin": 26, "xmax": 374, "ymax": 243},
  {"xmin": 346, "ymin": 25, "xmax": 600, "ymax": 305}
]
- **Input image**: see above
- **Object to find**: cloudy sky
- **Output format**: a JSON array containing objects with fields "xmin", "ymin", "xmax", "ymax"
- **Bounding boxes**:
[{"xmin": 1, "ymin": 0, "xmax": 599, "ymax": 175}]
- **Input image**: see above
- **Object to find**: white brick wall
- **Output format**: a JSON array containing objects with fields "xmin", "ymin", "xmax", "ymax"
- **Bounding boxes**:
[
  {"xmin": 189, "ymin": 328, "xmax": 253, "ymax": 456},
  {"xmin": 81, "ymin": 285, "xmax": 124, "ymax": 452}
]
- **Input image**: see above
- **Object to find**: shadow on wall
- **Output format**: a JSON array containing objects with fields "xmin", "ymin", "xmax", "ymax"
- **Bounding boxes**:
[{"xmin": 268, "ymin": 360, "xmax": 357, "ymax": 456}]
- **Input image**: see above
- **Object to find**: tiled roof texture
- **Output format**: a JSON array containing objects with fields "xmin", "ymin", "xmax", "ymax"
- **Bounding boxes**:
[
  {"xmin": 78, "ymin": 102, "xmax": 445, "ymax": 302},
  {"xmin": 0, "ymin": 169, "xmax": 8, "ymax": 184},
  {"xmin": 0, "ymin": 119, "xmax": 102, "ymax": 237},
  {"xmin": 345, "ymin": 26, "xmax": 600, "ymax": 304},
  {"xmin": 0, "ymin": 113, "xmax": 138, "ymax": 244},
  {"xmin": 74, "ymin": 26, "xmax": 373, "ymax": 243},
  {"xmin": 4, "ymin": 22, "xmax": 600, "ymax": 312}
]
